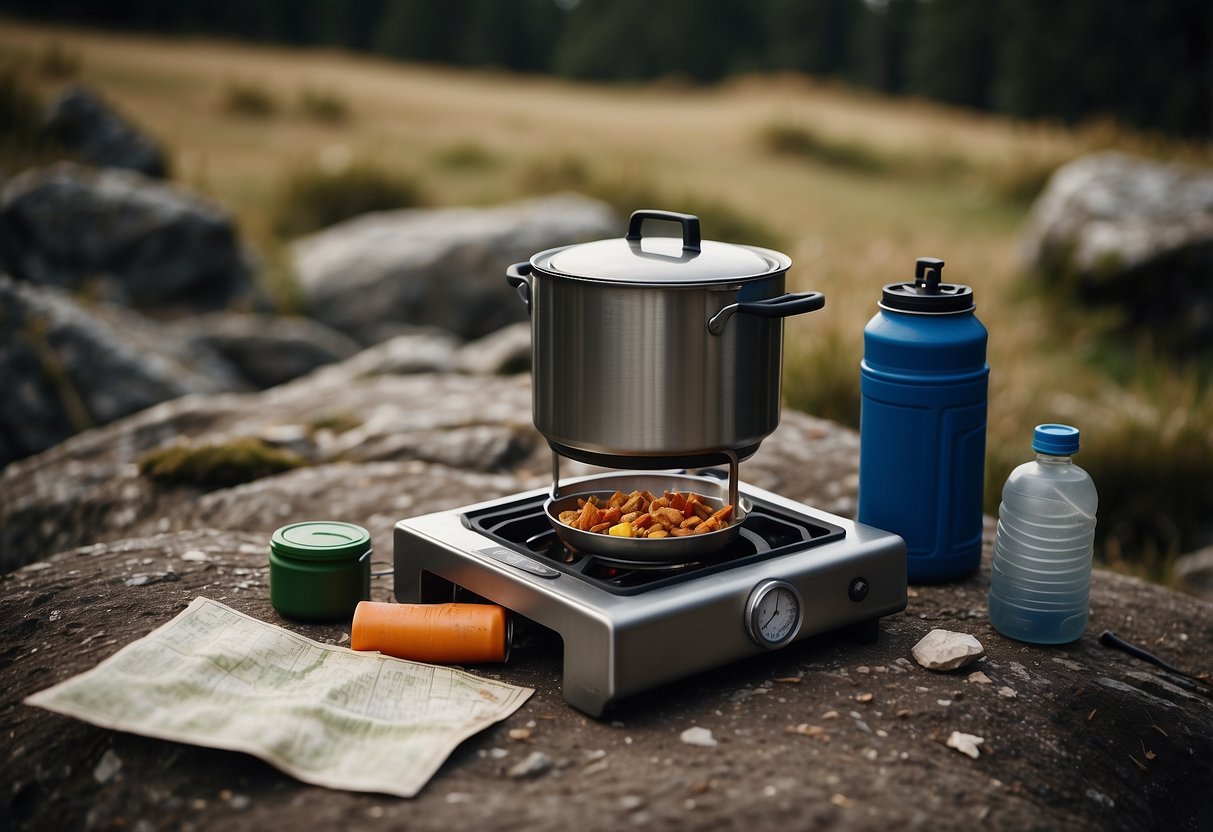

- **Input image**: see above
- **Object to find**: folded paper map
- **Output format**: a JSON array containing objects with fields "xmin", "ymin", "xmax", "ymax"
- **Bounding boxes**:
[{"xmin": 25, "ymin": 597, "xmax": 533, "ymax": 797}]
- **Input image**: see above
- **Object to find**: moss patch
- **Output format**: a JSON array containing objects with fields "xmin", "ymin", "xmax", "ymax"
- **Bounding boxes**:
[
  {"xmin": 272, "ymin": 161, "xmax": 428, "ymax": 238},
  {"xmin": 139, "ymin": 438, "xmax": 307, "ymax": 488},
  {"xmin": 310, "ymin": 411, "xmax": 362, "ymax": 435}
]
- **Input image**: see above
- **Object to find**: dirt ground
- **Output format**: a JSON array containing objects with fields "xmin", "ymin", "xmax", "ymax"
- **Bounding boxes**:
[{"xmin": 3, "ymin": 524, "xmax": 1210, "ymax": 832}]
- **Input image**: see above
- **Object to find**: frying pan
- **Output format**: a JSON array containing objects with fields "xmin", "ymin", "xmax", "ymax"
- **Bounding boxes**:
[{"xmin": 543, "ymin": 472, "xmax": 749, "ymax": 564}]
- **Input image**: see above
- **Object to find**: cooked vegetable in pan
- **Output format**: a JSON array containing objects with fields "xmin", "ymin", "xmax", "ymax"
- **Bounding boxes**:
[{"xmin": 558, "ymin": 489, "xmax": 734, "ymax": 538}]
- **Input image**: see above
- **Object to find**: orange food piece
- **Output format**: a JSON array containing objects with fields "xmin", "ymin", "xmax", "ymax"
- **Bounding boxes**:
[{"xmin": 577, "ymin": 502, "xmax": 602, "ymax": 530}]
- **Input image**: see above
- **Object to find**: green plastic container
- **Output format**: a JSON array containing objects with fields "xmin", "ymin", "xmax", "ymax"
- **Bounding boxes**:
[{"xmin": 269, "ymin": 521, "xmax": 371, "ymax": 622}]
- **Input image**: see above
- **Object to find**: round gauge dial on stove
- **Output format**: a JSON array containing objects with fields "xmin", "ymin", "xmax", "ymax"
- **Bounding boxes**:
[{"xmin": 745, "ymin": 579, "xmax": 804, "ymax": 648}]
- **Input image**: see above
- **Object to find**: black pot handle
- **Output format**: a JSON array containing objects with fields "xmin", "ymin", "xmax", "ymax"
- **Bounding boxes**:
[
  {"xmin": 626, "ymin": 210, "xmax": 701, "ymax": 253},
  {"xmin": 505, "ymin": 261, "xmax": 532, "ymax": 313},
  {"xmin": 708, "ymin": 291, "xmax": 825, "ymax": 335}
]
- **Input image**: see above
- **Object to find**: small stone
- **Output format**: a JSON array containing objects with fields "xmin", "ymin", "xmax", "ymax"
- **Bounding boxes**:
[
  {"xmin": 680, "ymin": 726, "xmax": 718, "ymax": 748},
  {"xmin": 620, "ymin": 795, "xmax": 645, "ymax": 811},
  {"xmin": 967, "ymin": 671, "xmax": 993, "ymax": 684},
  {"xmin": 123, "ymin": 570, "xmax": 179, "ymax": 587},
  {"xmin": 855, "ymin": 692, "xmax": 874, "ymax": 703},
  {"xmin": 508, "ymin": 728, "xmax": 532, "ymax": 741},
  {"xmin": 946, "ymin": 731, "xmax": 985, "ymax": 759},
  {"xmin": 93, "ymin": 749, "xmax": 122, "ymax": 784},
  {"xmin": 911, "ymin": 629, "xmax": 985, "ymax": 671},
  {"xmin": 507, "ymin": 751, "xmax": 554, "ymax": 779},
  {"xmin": 785, "ymin": 723, "xmax": 830, "ymax": 742},
  {"xmin": 181, "ymin": 550, "xmax": 210, "ymax": 562},
  {"xmin": 830, "ymin": 793, "xmax": 855, "ymax": 808},
  {"xmin": 997, "ymin": 686, "xmax": 1018, "ymax": 699},
  {"xmin": 488, "ymin": 747, "xmax": 509, "ymax": 760}
]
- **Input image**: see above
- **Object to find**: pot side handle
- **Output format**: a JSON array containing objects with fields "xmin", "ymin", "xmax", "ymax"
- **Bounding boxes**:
[
  {"xmin": 707, "ymin": 291, "xmax": 825, "ymax": 335},
  {"xmin": 505, "ymin": 261, "xmax": 532, "ymax": 313}
]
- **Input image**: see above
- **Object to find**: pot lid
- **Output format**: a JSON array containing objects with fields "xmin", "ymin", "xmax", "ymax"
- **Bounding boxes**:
[{"xmin": 537, "ymin": 209, "xmax": 788, "ymax": 284}]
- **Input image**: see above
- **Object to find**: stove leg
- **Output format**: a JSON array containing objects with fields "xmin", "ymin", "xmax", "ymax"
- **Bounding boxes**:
[
  {"xmin": 845, "ymin": 616, "xmax": 881, "ymax": 645},
  {"xmin": 559, "ymin": 626, "xmax": 616, "ymax": 719},
  {"xmin": 418, "ymin": 571, "xmax": 457, "ymax": 603}
]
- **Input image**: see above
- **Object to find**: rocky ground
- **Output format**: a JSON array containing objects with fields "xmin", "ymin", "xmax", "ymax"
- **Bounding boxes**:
[
  {"xmin": 2, "ymin": 366, "xmax": 1210, "ymax": 831},
  {"xmin": 3, "ymin": 521, "xmax": 1210, "ymax": 831}
]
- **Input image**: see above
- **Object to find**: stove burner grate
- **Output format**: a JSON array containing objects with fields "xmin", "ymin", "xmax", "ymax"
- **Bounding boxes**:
[{"xmin": 462, "ymin": 491, "xmax": 846, "ymax": 596}]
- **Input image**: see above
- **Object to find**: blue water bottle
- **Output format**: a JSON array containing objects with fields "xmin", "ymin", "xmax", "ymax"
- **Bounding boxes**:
[{"xmin": 858, "ymin": 257, "xmax": 988, "ymax": 583}]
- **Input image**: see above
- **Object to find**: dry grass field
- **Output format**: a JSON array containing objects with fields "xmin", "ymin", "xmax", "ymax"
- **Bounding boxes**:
[{"xmin": 2, "ymin": 18, "xmax": 1209, "ymax": 580}]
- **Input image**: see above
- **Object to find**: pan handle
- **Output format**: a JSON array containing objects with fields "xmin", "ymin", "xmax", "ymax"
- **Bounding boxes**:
[
  {"xmin": 505, "ymin": 262, "xmax": 532, "ymax": 312},
  {"xmin": 626, "ymin": 210, "xmax": 701, "ymax": 253},
  {"xmin": 707, "ymin": 291, "xmax": 825, "ymax": 335}
]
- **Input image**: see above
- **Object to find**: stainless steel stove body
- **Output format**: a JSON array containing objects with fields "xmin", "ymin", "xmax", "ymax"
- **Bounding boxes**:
[{"xmin": 394, "ymin": 476, "xmax": 906, "ymax": 717}]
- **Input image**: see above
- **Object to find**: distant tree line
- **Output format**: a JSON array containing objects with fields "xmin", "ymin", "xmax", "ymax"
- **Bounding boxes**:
[{"xmin": 8, "ymin": 0, "xmax": 1211, "ymax": 137}]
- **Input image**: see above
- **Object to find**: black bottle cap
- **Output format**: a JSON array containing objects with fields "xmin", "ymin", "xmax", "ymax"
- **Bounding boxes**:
[{"xmin": 880, "ymin": 257, "xmax": 975, "ymax": 314}]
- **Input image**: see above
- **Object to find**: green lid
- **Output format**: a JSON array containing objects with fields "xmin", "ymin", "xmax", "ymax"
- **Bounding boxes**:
[{"xmin": 271, "ymin": 521, "xmax": 370, "ymax": 562}]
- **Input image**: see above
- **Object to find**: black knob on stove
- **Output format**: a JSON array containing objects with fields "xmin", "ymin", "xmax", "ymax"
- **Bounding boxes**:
[{"xmin": 848, "ymin": 577, "xmax": 869, "ymax": 603}]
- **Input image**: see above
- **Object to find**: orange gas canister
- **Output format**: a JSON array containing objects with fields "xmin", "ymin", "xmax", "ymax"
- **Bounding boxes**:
[{"xmin": 351, "ymin": 602, "xmax": 511, "ymax": 664}]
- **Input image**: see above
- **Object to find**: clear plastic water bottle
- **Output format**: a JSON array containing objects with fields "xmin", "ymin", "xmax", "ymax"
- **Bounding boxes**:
[{"xmin": 988, "ymin": 424, "xmax": 1098, "ymax": 644}]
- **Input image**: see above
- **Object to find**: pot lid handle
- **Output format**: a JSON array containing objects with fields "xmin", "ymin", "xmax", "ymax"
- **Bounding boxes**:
[{"xmin": 626, "ymin": 209, "xmax": 701, "ymax": 253}]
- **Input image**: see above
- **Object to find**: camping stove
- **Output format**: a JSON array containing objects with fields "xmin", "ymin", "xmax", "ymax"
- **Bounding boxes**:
[{"xmin": 394, "ymin": 476, "xmax": 906, "ymax": 717}]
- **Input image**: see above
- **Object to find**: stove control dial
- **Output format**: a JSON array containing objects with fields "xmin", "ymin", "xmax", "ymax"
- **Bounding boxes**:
[
  {"xmin": 745, "ymin": 580, "xmax": 803, "ymax": 649},
  {"xmin": 477, "ymin": 546, "xmax": 560, "ymax": 578}
]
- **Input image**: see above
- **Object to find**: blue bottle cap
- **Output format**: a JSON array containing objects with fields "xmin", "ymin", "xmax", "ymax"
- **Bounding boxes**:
[{"xmin": 1033, "ymin": 424, "xmax": 1080, "ymax": 455}]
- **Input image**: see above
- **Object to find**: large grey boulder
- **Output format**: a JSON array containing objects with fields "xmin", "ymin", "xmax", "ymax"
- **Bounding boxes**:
[
  {"xmin": 455, "ymin": 321, "xmax": 532, "ymax": 375},
  {"xmin": 0, "ymin": 275, "xmax": 244, "ymax": 468},
  {"xmin": 43, "ymin": 84, "xmax": 169, "ymax": 178},
  {"xmin": 0, "ymin": 352, "xmax": 859, "ymax": 572},
  {"xmin": 0, "ymin": 278, "xmax": 388, "ymax": 467},
  {"xmin": 0, "ymin": 163, "xmax": 255, "ymax": 312},
  {"xmin": 1020, "ymin": 152, "xmax": 1213, "ymax": 351},
  {"xmin": 168, "ymin": 311, "xmax": 361, "ymax": 389},
  {"xmin": 291, "ymin": 193, "xmax": 618, "ymax": 344}
]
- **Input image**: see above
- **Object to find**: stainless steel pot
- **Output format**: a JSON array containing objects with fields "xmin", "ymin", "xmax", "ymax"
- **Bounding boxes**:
[{"xmin": 507, "ymin": 209, "xmax": 823, "ymax": 468}]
